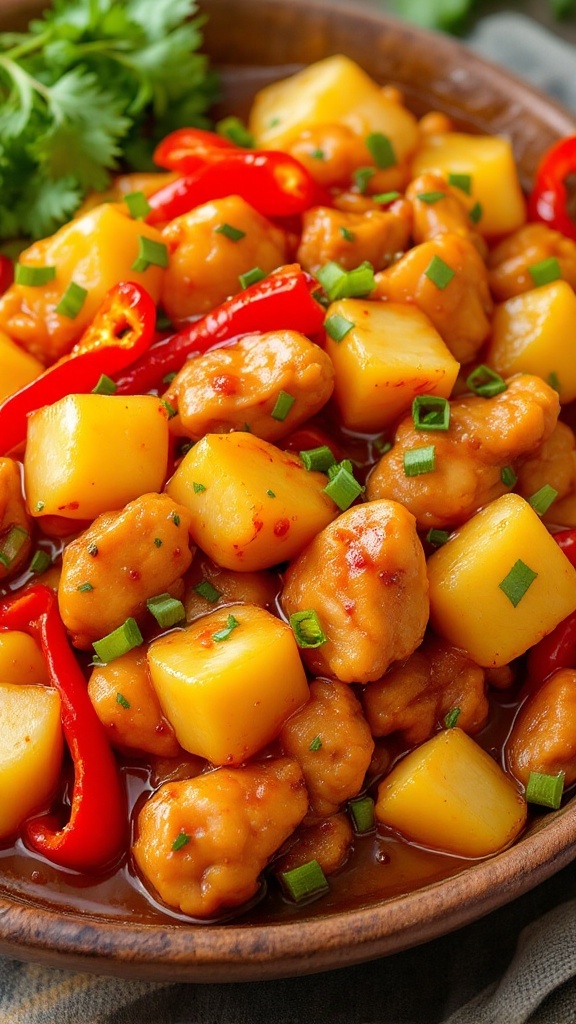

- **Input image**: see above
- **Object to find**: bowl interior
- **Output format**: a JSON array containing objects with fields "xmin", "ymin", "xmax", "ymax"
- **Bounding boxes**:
[{"xmin": 1, "ymin": 0, "xmax": 576, "ymax": 981}]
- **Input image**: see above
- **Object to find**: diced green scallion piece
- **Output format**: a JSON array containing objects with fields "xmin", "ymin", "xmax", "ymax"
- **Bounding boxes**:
[
  {"xmin": 447, "ymin": 172, "xmax": 472, "ymax": 194},
  {"xmin": 316, "ymin": 260, "xmax": 375, "ymax": 302},
  {"xmin": 147, "ymin": 593, "xmax": 186, "ymax": 629},
  {"xmin": 216, "ymin": 115, "xmax": 255, "ymax": 148},
  {"xmin": 92, "ymin": 374, "xmax": 117, "ymax": 395},
  {"xmin": 525, "ymin": 770, "xmax": 564, "ymax": 810},
  {"xmin": 193, "ymin": 481, "xmax": 206, "ymax": 493},
  {"xmin": 528, "ymin": 484, "xmax": 558, "ymax": 516},
  {"xmin": 124, "ymin": 191, "xmax": 151, "ymax": 220},
  {"xmin": 548, "ymin": 371, "xmax": 561, "ymax": 392},
  {"xmin": 163, "ymin": 371, "xmax": 177, "ymax": 384},
  {"xmin": 55, "ymin": 281, "xmax": 88, "ymax": 319},
  {"xmin": 353, "ymin": 167, "xmax": 376, "ymax": 194},
  {"xmin": 348, "ymin": 795, "xmax": 375, "ymax": 833},
  {"xmin": 373, "ymin": 438, "xmax": 392, "ymax": 455},
  {"xmin": 290, "ymin": 609, "xmax": 328, "ymax": 649},
  {"xmin": 35, "ymin": 501, "xmax": 45, "ymax": 512},
  {"xmin": 194, "ymin": 579, "xmax": 222, "ymax": 603},
  {"xmin": 403, "ymin": 445, "xmax": 436, "ymax": 477},
  {"xmin": 212, "ymin": 614, "xmax": 240, "ymax": 642},
  {"xmin": 424, "ymin": 255, "xmax": 455, "ymax": 290},
  {"xmin": 116, "ymin": 692, "xmax": 130, "ymax": 709},
  {"xmin": 131, "ymin": 236, "xmax": 169, "ymax": 272},
  {"xmin": 325, "ymin": 313, "xmax": 354, "ymax": 343},
  {"xmin": 309, "ymin": 148, "xmax": 325, "ymax": 160},
  {"xmin": 528, "ymin": 256, "xmax": 562, "ymax": 288},
  {"xmin": 172, "ymin": 831, "xmax": 191, "ymax": 852},
  {"xmin": 466, "ymin": 364, "xmax": 507, "ymax": 398},
  {"xmin": 279, "ymin": 859, "xmax": 329, "ymax": 902},
  {"xmin": 340, "ymin": 226, "xmax": 355, "ymax": 242},
  {"xmin": 500, "ymin": 466, "xmax": 517, "ymax": 488},
  {"xmin": 373, "ymin": 190, "xmax": 401, "ymax": 205},
  {"xmin": 93, "ymin": 617, "xmax": 143, "ymax": 663},
  {"xmin": 324, "ymin": 463, "xmax": 364, "ymax": 510},
  {"xmin": 309, "ymin": 735, "xmax": 322, "ymax": 751},
  {"xmin": 412, "ymin": 395, "xmax": 450, "ymax": 432},
  {"xmin": 0, "ymin": 526, "xmax": 28, "ymax": 569},
  {"xmin": 161, "ymin": 399, "xmax": 177, "ymax": 419},
  {"xmin": 271, "ymin": 390, "xmax": 295, "ymax": 421},
  {"xmin": 266, "ymin": 489, "xmax": 276, "ymax": 498},
  {"xmin": 29, "ymin": 549, "xmax": 51, "ymax": 574},
  {"xmin": 299, "ymin": 446, "xmax": 336, "ymax": 473},
  {"xmin": 171, "ymin": 512, "xmax": 181, "ymax": 526},
  {"xmin": 444, "ymin": 707, "xmax": 461, "ymax": 729},
  {"xmin": 87, "ymin": 542, "xmax": 98, "ymax": 557},
  {"xmin": 365, "ymin": 132, "xmax": 396, "ymax": 169},
  {"xmin": 426, "ymin": 528, "xmax": 450, "ymax": 547},
  {"xmin": 416, "ymin": 191, "xmax": 445, "ymax": 204},
  {"xmin": 239, "ymin": 266, "xmax": 265, "ymax": 289},
  {"xmin": 77, "ymin": 582, "xmax": 93, "ymax": 592},
  {"xmin": 15, "ymin": 264, "xmax": 56, "ymax": 286},
  {"xmin": 498, "ymin": 559, "xmax": 538, "ymax": 607},
  {"xmin": 327, "ymin": 458, "xmax": 353, "ymax": 480},
  {"xmin": 214, "ymin": 222, "xmax": 246, "ymax": 242},
  {"xmin": 469, "ymin": 201, "xmax": 483, "ymax": 224}
]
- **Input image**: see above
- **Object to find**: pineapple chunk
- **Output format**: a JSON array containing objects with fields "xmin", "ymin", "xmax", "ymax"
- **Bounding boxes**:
[
  {"xmin": 375, "ymin": 728, "xmax": 527, "ymax": 858},
  {"xmin": 249, "ymin": 55, "xmax": 418, "ymax": 161},
  {"xmin": 166, "ymin": 431, "xmax": 337, "ymax": 571},
  {"xmin": 325, "ymin": 299, "xmax": 459, "ymax": 432},
  {"xmin": 25, "ymin": 394, "xmax": 170, "ymax": 521},
  {"xmin": 0, "ymin": 631, "xmax": 49, "ymax": 686},
  {"xmin": 412, "ymin": 132, "xmax": 526, "ymax": 237},
  {"xmin": 147, "ymin": 603, "xmax": 309, "ymax": 765},
  {"xmin": 488, "ymin": 281, "xmax": 576, "ymax": 404},
  {"xmin": 427, "ymin": 493, "xmax": 576, "ymax": 667},
  {"xmin": 0, "ymin": 330, "xmax": 43, "ymax": 403},
  {"xmin": 0, "ymin": 683, "xmax": 63, "ymax": 839}
]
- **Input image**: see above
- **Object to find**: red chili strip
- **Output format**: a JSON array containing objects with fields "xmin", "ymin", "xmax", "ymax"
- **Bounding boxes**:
[{"xmin": 528, "ymin": 135, "xmax": 576, "ymax": 240}]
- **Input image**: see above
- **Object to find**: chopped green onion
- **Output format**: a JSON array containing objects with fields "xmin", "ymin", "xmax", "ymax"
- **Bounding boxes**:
[
  {"xmin": 424, "ymin": 255, "xmax": 455, "ymax": 290},
  {"xmin": 324, "ymin": 463, "xmax": 364, "ymax": 510},
  {"xmin": 416, "ymin": 191, "xmax": 446, "ymax": 204},
  {"xmin": 154, "ymin": 537, "xmax": 163, "ymax": 548},
  {"xmin": 171, "ymin": 512, "xmax": 181, "ymax": 526},
  {"xmin": 373, "ymin": 191, "xmax": 401, "ymax": 205},
  {"xmin": 212, "ymin": 614, "xmax": 240, "ymax": 642},
  {"xmin": 124, "ymin": 191, "xmax": 151, "ymax": 220},
  {"xmin": 29, "ymin": 549, "xmax": 51, "ymax": 574},
  {"xmin": 444, "ymin": 707, "xmax": 461, "ymax": 729},
  {"xmin": 93, "ymin": 617, "xmax": 143, "ymax": 663},
  {"xmin": 0, "ymin": 526, "xmax": 28, "ymax": 570},
  {"xmin": 500, "ymin": 466, "xmax": 517, "ymax": 488},
  {"xmin": 161, "ymin": 399, "xmax": 177, "ymax": 419},
  {"xmin": 214, "ymin": 222, "xmax": 246, "ymax": 242},
  {"xmin": 309, "ymin": 735, "xmax": 322, "ymax": 751},
  {"xmin": 498, "ymin": 559, "xmax": 538, "ymax": 607},
  {"xmin": 528, "ymin": 484, "xmax": 558, "ymax": 516},
  {"xmin": 267, "ymin": 117, "xmax": 281, "ymax": 128},
  {"xmin": 35, "ymin": 501, "xmax": 45, "ymax": 512},
  {"xmin": 15, "ymin": 264, "xmax": 56, "ymax": 286},
  {"xmin": 266, "ymin": 489, "xmax": 276, "ymax": 498},
  {"xmin": 87, "ymin": 542, "xmax": 98, "ymax": 557},
  {"xmin": 548, "ymin": 371, "xmax": 561, "ymax": 392},
  {"xmin": 353, "ymin": 167, "xmax": 376, "ymax": 194},
  {"xmin": 348, "ymin": 795, "xmax": 375, "ymax": 833},
  {"xmin": 172, "ymin": 831, "xmax": 191, "ymax": 852},
  {"xmin": 290, "ymin": 609, "xmax": 328, "ymax": 649},
  {"xmin": 239, "ymin": 266, "xmax": 265, "ymax": 290},
  {"xmin": 403, "ymin": 445, "xmax": 436, "ymax": 477},
  {"xmin": 279, "ymin": 859, "xmax": 329, "ymax": 902},
  {"xmin": 193, "ymin": 481, "xmax": 206, "ymax": 494},
  {"xmin": 325, "ymin": 313, "xmax": 354, "ymax": 343},
  {"xmin": 316, "ymin": 260, "xmax": 375, "ymax": 302},
  {"xmin": 365, "ymin": 132, "xmax": 396, "ymax": 169},
  {"xmin": 466, "ymin": 365, "xmax": 507, "ymax": 398},
  {"xmin": 92, "ymin": 374, "xmax": 117, "ymax": 395},
  {"xmin": 309, "ymin": 147, "xmax": 325, "ymax": 160},
  {"xmin": 412, "ymin": 395, "xmax": 450, "ymax": 432},
  {"xmin": 448, "ymin": 172, "xmax": 472, "ymax": 194},
  {"xmin": 525, "ymin": 770, "xmax": 564, "ymax": 810},
  {"xmin": 116, "ymin": 692, "xmax": 130, "ymax": 709},
  {"xmin": 340, "ymin": 226, "xmax": 355, "ymax": 242},
  {"xmin": 77, "ymin": 582, "xmax": 93, "ymax": 592},
  {"xmin": 373, "ymin": 438, "xmax": 392, "ymax": 455},
  {"xmin": 271, "ymin": 390, "xmax": 295, "ymax": 421},
  {"xmin": 469, "ymin": 201, "xmax": 483, "ymax": 224},
  {"xmin": 299, "ymin": 446, "xmax": 336, "ymax": 473},
  {"xmin": 426, "ymin": 528, "xmax": 450, "ymax": 547},
  {"xmin": 194, "ymin": 579, "xmax": 222, "ymax": 603},
  {"xmin": 147, "ymin": 593, "xmax": 186, "ymax": 629},
  {"xmin": 327, "ymin": 458, "xmax": 353, "ymax": 480},
  {"xmin": 131, "ymin": 235, "xmax": 169, "ymax": 272},
  {"xmin": 55, "ymin": 281, "xmax": 88, "ymax": 319},
  {"xmin": 528, "ymin": 256, "xmax": 562, "ymax": 288},
  {"xmin": 216, "ymin": 115, "xmax": 255, "ymax": 148},
  {"xmin": 162, "ymin": 371, "xmax": 177, "ymax": 385}
]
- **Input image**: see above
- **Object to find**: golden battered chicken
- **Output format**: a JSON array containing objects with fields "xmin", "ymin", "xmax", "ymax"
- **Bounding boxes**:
[
  {"xmin": 488, "ymin": 222, "xmax": 576, "ymax": 302},
  {"xmin": 297, "ymin": 202, "xmax": 412, "ymax": 274},
  {"xmin": 0, "ymin": 458, "xmax": 32, "ymax": 582},
  {"xmin": 516, "ymin": 420, "xmax": 576, "ymax": 504},
  {"xmin": 406, "ymin": 172, "xmax": 486, "ymax": 255},
  {"xmin": 506, "ymin": 669, "xmax": 576, "ymax": 788},
  {"xmin": 274, "ymin": 813, "xmax": 354, "ymax": 876}
]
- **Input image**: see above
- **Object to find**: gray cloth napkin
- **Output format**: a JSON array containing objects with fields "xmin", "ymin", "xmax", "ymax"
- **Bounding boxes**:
[{"xmin": 2, "ymin": 11, "xmax": 576, "ymax": 1024}]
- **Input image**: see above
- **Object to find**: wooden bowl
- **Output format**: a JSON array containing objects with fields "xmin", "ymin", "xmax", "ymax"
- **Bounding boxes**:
[{"xmin": 1, "ymin": 0, "xmax": 576, "ymax": 982}]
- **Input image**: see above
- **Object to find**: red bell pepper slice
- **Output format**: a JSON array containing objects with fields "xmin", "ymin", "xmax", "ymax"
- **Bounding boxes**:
[
  {"xmin": 0, "ymin": 254, "xmax": 13, "ymax": 296},
  {"xmin": 114, "ymin": 264, "xmax": 325, "ymax": 395},
  {"xmin": 554, "ymin": 528, "xmax": 576, "ymax": 568},
  {"xmin": 0, "ymin": 585, "xmax": 126, "ymax": 871},
  {"xmin": 528, "ymin": 136, "xmax": 576, "ymax": 241},
  {"xmin": 0, "ymin": 281, "xmax": 156, "ymax": 457},
  {"xmin": 153, "ymin": 127, "xmax": 238, "ymax": 175},
  {"xmin": 527, "ymin": 609, "xmax": 576, "ymax": 687}
]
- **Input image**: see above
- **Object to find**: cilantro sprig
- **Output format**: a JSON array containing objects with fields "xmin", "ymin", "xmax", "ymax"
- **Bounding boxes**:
[{"xmin": 0, "ymin": 0, "xmax": 217, "ymax": 241}]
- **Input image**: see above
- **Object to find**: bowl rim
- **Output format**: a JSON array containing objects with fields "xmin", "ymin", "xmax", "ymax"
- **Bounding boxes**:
[{"xmin": 2, "ymin": 0, "xmax": 576, "ymax": 982}]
